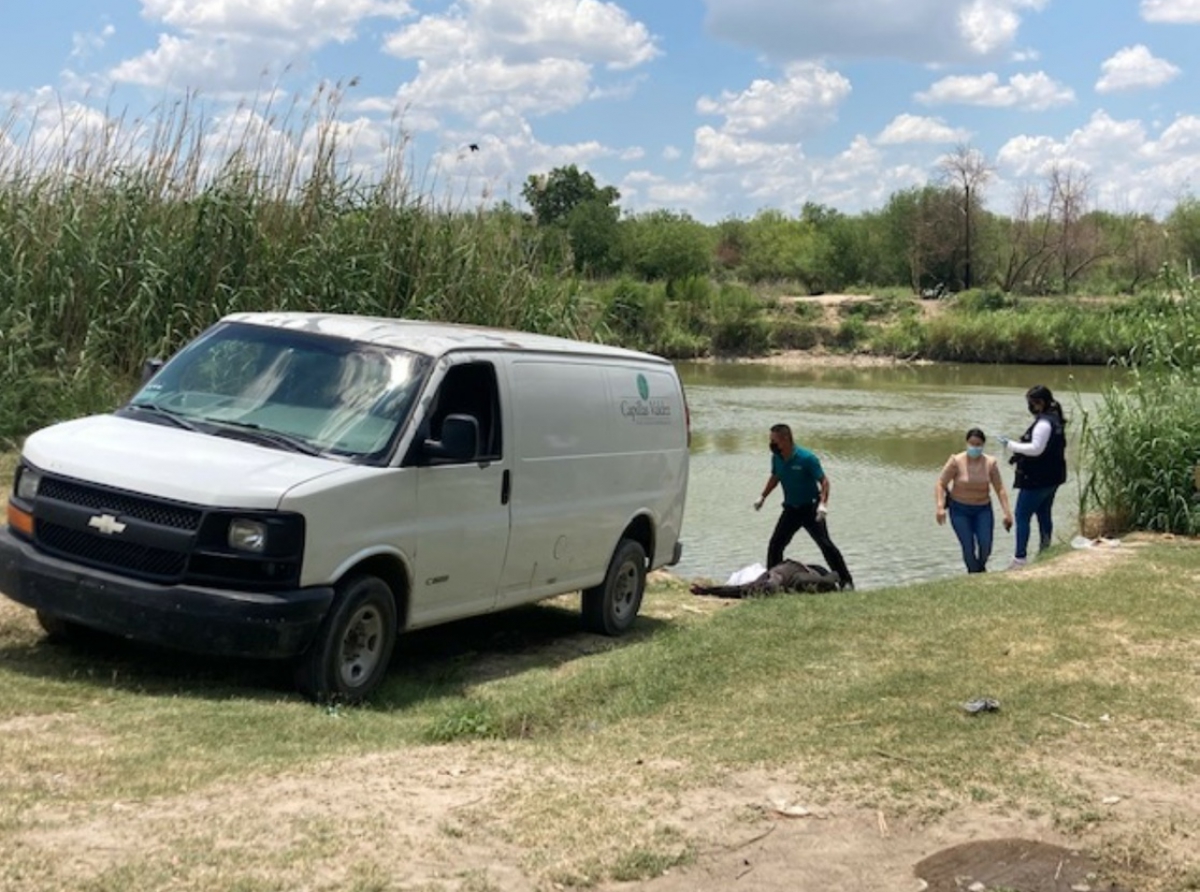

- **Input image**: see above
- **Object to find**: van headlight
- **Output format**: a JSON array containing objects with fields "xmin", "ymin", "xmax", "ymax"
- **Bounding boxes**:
[
  {"xmin": 15, "ymin": 466, "xmax": 42, "ymax": 501},
  {"xmin": 228, "ymin": 519, "xmax": 268, "ymax": 553}
]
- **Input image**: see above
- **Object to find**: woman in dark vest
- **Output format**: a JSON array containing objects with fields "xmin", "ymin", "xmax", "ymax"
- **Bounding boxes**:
[{"xmin": 999, "ymin": 384, "xmax": 1067, "ymax": 570}]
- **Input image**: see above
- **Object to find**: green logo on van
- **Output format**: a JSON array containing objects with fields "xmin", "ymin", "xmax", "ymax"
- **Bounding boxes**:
[{"xmin": 637, "ymin": 373, "xmax": 649, "ymax": 400}]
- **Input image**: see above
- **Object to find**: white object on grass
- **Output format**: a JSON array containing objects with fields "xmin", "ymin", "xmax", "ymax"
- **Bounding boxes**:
[{"xmin": 727, "ymin": 563, "xmax": 767, "ymax": 586}]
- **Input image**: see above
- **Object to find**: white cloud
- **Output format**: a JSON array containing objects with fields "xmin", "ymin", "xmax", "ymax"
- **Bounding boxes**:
[
  {"xmin": 620, "ymin": 146, "xmax": 645, "ymax": 161},
  {"xmin": 381, "ymin": 0, "xmax": 658, "ymax": 130},
  {"xmin": 995, "ymin": 110, "xmax": 1200, "ymax": 211},
  {"xmin": 111, "ymin": 0, "xmax": 413, "ymax": 91},
  {"xmin": 877, "ymin": 114, "xmax": 971, "ymax": 145},
  {"xmin": 384, "ymin": 0, "xmax": 658, "ymax": 69},
  {"xmin": 692, "ymin": 125, "xmax": 804, "ymax": 172},
  {"xmin": 1140, "ymin": 0, "xmax": 1200, "ymax": 22},
  {"xmin": 662, "ymin": 145, "xmax": 682, "ymax": 161},
  {"xmin": 1096, "ymin": 45, "xmax": 1181, "ymax": 93},
  {"xmin": 71, "ymin": 24, "xmax": 116, "ymax": 60},
  {"xmin": 703, "ymin": 0, "xmax": 1047, "ymax": 64},
  {"xmin": 138, "ymin": 0, "xmax": 412, "ymax": 42},
  {"xmin": 916, "ymin": 71, "xmax": 1075, "ymax": 110},
  {"xmin": 696, "ymin": 63, "xmax": 851, "ymax": 141},
  {"xmin": 1145, "ymin": 115, "xmax": 1200, "ymax": 157},
  {"xmin": 397, "ymin": 57, "xmax": 594, "ymax": 121},
  {"xmin": 619, "ymin": 170, "xmax": 711, "ymax": 211}
]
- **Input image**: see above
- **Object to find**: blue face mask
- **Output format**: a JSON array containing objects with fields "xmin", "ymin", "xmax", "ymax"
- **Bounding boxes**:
[{"xmin": 966, "ymin": 445, "xmax": 985, "ymax": 459}]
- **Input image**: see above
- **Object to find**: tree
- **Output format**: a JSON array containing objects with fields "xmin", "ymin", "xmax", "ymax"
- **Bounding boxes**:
[
  {"xmin": 566, "ymin": 198, "xmax": 622, "ymax": 275},
  {"xmin": 878, "ymin": 186, "xmax": 961, "ymax": 292},
  {"xmin": 1047, "ymin": 163, "xmax": 1106, "ymax": 293},
  {"xmin": 521, "ymin": 165, "xmax": 622, "ymax": 275},
  {"xmin": 1166, "ymin": 195, "xmax": 1200, "ymax": 277},
  {"xmin": 521, "ymin": 165, "xmax": 619, "ymax": 228},
  {"xmin": 621, "ymin": 210, "xmax": 713, "ymax": 290},
  {"xmin": 938, "ymin": 144, "xmax": 993, "ymax": 290}
]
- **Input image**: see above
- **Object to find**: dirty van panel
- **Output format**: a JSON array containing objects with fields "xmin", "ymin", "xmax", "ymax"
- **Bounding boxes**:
[{"xmin": 497, "ymin": 360, "xmax": 687, "ymax": 607}]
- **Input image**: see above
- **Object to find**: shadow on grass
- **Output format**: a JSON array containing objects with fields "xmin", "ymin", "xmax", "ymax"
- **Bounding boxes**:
[{"xmin": 0, "ymin": 599, "xmax": 674, "ymax": 709}]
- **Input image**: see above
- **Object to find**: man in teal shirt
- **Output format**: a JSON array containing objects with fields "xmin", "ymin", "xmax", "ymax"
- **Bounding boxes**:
[{"xmin": 754, "ymin": 423, "xmax": 854, "ymax": 590}]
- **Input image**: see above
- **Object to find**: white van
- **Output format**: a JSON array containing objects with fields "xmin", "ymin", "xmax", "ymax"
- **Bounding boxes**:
[{"xmin": 0, "ymin": 313, "xmax": 689, "ymax": 702}]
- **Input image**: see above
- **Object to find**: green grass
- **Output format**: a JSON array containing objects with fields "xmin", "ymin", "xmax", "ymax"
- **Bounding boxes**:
[{"xmin": 1, "ymin": 542, "xmax": 1198, "ymax": 889}]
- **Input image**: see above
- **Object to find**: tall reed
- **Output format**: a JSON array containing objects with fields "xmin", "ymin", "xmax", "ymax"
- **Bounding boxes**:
[
  {"xmin": 1080, "ymin": 270, "xmax": 1200, "ymax": 534},
  {"xmin": 0, "ymin": 86, "xmax": 579, "ymax": 442}
]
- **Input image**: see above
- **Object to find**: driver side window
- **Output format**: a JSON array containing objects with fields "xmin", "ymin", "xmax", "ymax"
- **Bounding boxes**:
[{"xmin": 416, "ymin": 361, "xmax": 502, "ymax": 464}]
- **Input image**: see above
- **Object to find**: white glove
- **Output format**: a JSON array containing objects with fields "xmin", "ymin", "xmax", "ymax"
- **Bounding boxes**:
[
  {"xmin": 816, "ymin": 503, "xmax": 829, "ymax": 520},
  {"xmin": 753, "ymin": 497, "xmax": 764, "ymax": 511},
  {"xmin": 997, "ymin": 435, "xmax": 1010, "ymax": 448}
]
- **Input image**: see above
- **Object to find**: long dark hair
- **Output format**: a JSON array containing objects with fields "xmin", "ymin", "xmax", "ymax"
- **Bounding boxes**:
[{"xmin": 1026, "ymin": 384, "xmax": 1066, "ymax": 425}]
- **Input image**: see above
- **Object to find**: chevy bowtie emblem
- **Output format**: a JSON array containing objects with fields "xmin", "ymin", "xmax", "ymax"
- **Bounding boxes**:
[{"xmin": 88, "ymin": 513, "xmax": 127, "ymax": 535}]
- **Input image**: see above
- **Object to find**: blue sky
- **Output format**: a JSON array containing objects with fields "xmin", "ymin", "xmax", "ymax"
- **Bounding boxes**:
[{"xmin": 1, "ymin": 0, "xmax": 1198, "ymax": 221}]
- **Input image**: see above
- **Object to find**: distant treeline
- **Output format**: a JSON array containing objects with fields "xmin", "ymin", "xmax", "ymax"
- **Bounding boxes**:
[{"xmin": 522, "ymin": 159, "xmax": 1200, "ymax": 298}]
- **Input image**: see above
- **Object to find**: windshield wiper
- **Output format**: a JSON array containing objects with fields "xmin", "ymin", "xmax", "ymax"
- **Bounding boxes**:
[
  {"xmin": 124, "ymin": 402, "xmax": 200, "ymax": 431},
  {"xmin": 202, "ymin": 418, "xmax": 323, "ymax": 456}
]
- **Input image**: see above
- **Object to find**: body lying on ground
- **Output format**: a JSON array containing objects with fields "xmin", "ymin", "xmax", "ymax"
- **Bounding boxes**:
[{"xmin": 689, "ymin": 559, "xmax": 842, "ymax": 598}]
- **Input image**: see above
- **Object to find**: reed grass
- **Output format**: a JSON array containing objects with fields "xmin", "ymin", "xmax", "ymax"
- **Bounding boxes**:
[
  {"xmin": 1079, "ymin": 272, "xmax": 1200, "ymax": 534},
  {"xmin": 0, "ymin": 86, "xmax": 580, "ymax": 443}
]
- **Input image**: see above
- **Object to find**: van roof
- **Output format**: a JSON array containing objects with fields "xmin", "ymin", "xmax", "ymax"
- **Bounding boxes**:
[{"xmin": 222, "ymin": 312, "xmax": 669, "ymax": 364}]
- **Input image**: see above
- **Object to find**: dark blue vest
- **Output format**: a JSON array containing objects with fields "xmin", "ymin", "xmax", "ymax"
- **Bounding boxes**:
[{"xmin": 1013, "ymin": 413, "xmax": 1067, "ymax": 489}]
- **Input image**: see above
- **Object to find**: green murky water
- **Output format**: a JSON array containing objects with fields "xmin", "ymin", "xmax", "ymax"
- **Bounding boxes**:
[{"xmin": 675, "ymin": 362, "xmax": 1117, "ymax": 589}]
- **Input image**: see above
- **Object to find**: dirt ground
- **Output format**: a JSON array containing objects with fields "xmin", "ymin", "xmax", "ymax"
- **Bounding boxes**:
[
  {"xmin": 11, "ymin": 739, "xmax": 1159, "ymax": 892},
  {"xmin": 6, "ymin": 538, "xmax": 1194, "ymax": 892}
]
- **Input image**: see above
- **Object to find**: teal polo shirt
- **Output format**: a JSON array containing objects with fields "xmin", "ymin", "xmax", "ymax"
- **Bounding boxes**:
[{"xmin": 771, "ymin": 445, "xmax": 825, "ymax": 507}]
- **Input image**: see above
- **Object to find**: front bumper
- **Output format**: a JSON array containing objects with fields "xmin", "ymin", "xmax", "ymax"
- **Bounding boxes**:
[{"xmin": 0, "ymin": 527, "xmax": 333, "ymax": 659}]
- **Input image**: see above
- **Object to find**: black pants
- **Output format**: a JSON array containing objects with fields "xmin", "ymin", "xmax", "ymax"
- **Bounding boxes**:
[{"xmin": 768, "ymin": 504, "xmax": 853, "ymax": 586}]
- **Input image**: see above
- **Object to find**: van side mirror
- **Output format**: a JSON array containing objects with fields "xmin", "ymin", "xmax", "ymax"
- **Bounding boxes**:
[
  {"xmin": 141, "ymin": 358, "xmax": 165, "ymax": 384},
  {"xmin": 422, "ymin": 414, "xmax": 480, "ymax": 463}
]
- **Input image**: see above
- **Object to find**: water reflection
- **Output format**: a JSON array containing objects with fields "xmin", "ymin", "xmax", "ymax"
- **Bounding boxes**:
[{"xmin": 676, "ymin": 361, "xmax": 1118, "ymax": 590}]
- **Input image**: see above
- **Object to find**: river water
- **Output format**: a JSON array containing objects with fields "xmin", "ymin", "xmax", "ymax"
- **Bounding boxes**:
[{"xmin": 674, "ymin": 361, "xmax": 1116, "ymax": 590}]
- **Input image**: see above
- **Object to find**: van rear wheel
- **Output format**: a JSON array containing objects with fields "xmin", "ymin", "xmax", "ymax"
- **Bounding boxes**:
[
  {"xmin": 582, "ymin": 539, "xmax": 646, "ymax": 636},
  {"xmin": 294, "ymin": 574, "xmax": 397, "ymax": 704}
]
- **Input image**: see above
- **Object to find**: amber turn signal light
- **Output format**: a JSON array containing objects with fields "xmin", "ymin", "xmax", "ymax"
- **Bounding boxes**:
[{"xmin": 6, "ymin": 502, "xmax": 34, "ymax": 538}]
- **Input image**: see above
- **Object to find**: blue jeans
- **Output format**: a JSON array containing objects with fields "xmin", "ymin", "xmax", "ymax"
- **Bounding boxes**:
[
  {"xmin": 949, "ymin": 500, "xmax": 994, "ymax": 573},
  {"xmin": 1014, "ymin": 485, "xmax": 1059, "ymax": 559}
]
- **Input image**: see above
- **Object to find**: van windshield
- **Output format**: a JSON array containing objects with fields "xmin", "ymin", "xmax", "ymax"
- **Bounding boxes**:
[{"xmin": 123, "ymin": 322, "xmax": 431, "ymax": 463}]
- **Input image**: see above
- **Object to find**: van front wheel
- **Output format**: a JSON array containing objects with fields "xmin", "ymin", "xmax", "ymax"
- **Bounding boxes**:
[
  {"xmin": 295, "ymin": 575, "xmax": 397, "ymax": 704},
  {"xmin": 582, "ymin": 539, "xmax": 646, "ymax": 636}
]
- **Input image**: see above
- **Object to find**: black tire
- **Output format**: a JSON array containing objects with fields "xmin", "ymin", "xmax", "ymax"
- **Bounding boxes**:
[
  {"xmin": 36, "ymin": 611, "xmax": 92, "ymax": 645},
  {"xmin": 582, "ymin": 539, "xmax": 646, "ymax": 636},
  {"xmin": 294, "ymin": 575, "xmax": 397, "ymax": 704}
]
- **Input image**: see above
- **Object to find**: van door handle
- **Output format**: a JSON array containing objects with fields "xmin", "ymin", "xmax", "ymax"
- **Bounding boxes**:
[{"xmin": 501, "ymin": 470, "xmax": 511, "ymax": 505}]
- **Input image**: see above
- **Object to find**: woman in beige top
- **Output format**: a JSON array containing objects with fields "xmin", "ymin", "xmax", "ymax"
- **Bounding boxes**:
[{"xmin": 935, "ymin": 428, "xmax": 1014, "ymax": 573}]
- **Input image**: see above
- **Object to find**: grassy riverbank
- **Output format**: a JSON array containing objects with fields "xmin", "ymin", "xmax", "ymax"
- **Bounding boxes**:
[{"xmin": 1, "ymin": 537, "xmax": 1198, "ymax": 891}]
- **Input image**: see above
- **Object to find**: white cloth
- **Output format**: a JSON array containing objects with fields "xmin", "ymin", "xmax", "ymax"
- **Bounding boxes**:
[{"xmin": 727, "ymin": 563, "xmax": 767, "ymax": 586}]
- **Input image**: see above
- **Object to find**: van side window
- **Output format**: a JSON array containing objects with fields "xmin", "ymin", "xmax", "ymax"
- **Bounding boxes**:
[{"xmin": 415, "ymin": 362, "xmax": 502, "ymax": 463}]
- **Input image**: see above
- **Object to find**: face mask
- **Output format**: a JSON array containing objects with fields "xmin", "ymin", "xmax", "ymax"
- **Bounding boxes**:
[
  {"xmin": 769, "ymin": 442, "xmax": 781, "ymax": 455},
  {"xmin": 1027, "ymin": 402, "xmax": 1040, "ymax": 415},
  {"xmin": 966, "ymin": 445, "xmax": 984, "ymax": 459}
]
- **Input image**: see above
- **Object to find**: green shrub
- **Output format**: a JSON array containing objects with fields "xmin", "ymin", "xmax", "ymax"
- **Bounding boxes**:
[
  {"xmin": 769, "ymin": 317, "xmax": 824, "ymax": 350},
  {"xmin": 833, "ymin": 317, "xmax": 869, "ymax": 350},
  {"xmin": 951, "ymin": 287, "xmax": 1018, "ymax": 313}
]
